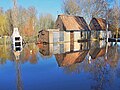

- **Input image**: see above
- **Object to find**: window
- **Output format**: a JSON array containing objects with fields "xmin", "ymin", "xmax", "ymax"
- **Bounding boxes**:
[
  {"xmin": 15, "ymin": 47, "xmax": 21, "ymax": 51},
  {"xmin": 15, "ymin": 37, "xmax": 20, "ymax": 41},
  {"xmin": 15, "ymin": 42, "xmax": 21, "ymax": 46}
]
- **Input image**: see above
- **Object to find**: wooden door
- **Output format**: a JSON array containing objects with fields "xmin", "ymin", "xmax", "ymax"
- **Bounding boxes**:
[{"xmin": 70, "ymin": 31, "xmax": 74, "ymax": 51}]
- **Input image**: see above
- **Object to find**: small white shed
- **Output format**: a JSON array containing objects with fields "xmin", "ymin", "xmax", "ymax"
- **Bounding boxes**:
[{"xmin": 11, "ymin": 28, "xmax": 23, "ymax": 52}]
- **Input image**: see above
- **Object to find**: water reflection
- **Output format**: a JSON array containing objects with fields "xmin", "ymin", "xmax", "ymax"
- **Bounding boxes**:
[
  {"xmin": 0, "ymin": 41, "xmax": 119, "ymax": 72},
  {"xmin": 38, "ymin": 41, "xmax": 120, "ymax": 90},
  {"xmin": 85, "ymin": 44, "xmax": 120, "ymax": 90},
  {"xmin": 0, "ymin": 41, "xmax": 120, "ymax": 90},
  {"xmin": 15, "ymin": 61, "xmax": 23, "ymax": 90},
  {"xmin": 0, "ymin": 44, "xmax": 13, "ymax": 64},
  {"xmin": 21, "ymin": 43, "xmax": 39, "ymax": 64},
  {"xmin": 0, "ymin": 41, "xmax": 115, "ymax": 66},
  {"xmin": 39, "ymin": 42, "xmax": 90, "ymax": 56},
  {"xmin": 38, "ymin": 41, "xmax": 115, "ymax": 67}
]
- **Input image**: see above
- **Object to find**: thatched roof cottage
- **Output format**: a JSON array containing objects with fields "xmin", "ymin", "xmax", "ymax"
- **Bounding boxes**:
[
  {"xmin": 55, "ymin": 15, "xmax": 90, "ymax": 42},
  {"xmin": 38, "ymin": 15, "xmax": 91, "ymax": 45},
  {"xmin": 89, "ymin": 18, "xmax": 112, "ymax": 40}
]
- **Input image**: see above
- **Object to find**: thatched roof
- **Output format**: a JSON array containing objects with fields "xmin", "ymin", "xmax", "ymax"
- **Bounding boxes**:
[
  {"xmin": 89, "ymin": 18, "xmax": 107, "ymax": 31},
  {"xmin": 56, "ymin": 15, "xmax": 90, "ymax": 31}
]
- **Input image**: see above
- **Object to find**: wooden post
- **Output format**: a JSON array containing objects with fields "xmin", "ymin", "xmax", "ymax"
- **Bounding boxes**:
[{"xmin": 70, "ymin": 31, "xmax": 74, "ymax": 51}]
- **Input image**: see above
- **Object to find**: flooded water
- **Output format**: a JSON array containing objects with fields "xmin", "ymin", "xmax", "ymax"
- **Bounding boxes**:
[{"xmin": 0, "ymin": 41, "xmax": 120, "ymax": 90}]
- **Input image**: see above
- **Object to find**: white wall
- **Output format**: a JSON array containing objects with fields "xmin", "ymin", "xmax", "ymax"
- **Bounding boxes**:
[
  {"xmin": 64, "ymin": 32, "xmax": 70, "ymax": 42},
  {"xmin": 74, "ymin": 32, "xmax": 80, "ymax": 42}
]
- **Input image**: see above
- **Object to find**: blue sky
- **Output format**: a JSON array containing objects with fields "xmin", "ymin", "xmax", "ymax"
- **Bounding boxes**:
[
  {"xmin": 0, "ymin": 0, "xmax": 62, "ymax": 18},
  {"xmin": 0, "ymin": 0, "xmax": 119, "ymax": 18}
]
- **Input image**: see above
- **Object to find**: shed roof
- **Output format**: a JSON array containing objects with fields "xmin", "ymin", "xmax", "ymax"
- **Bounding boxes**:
[
  {"xmin": 56, "ymin": 15, "xmax": 90, "ymax": 31},
  {"xmin": 89, "ymin": 18, "xmax": 107, "ymax": 31}
]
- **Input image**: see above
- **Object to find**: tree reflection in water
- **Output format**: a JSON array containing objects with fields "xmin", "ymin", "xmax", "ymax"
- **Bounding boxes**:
[
  {"xmin": 13, "ymin": 43, "xmax": 39, "ymax": 90},
  {"xmin": 38, "ymin": 41, "xmax": 120, "ymax": 90},
  {"xmin": 15, "ymin": 61, "xmax": 23, "ymax": 90},
  {"xmin": 89, "ymin": 58, "xmax": 113, "ymax": 90},
  {"xmin": 0, "ymin": 43, "xmax": 39, "ymax": 64},
  {"xmin": 0, "ymin": 44, "xmax": 12, "ymax": 64},
  {"xmin": 0, "ymin": 43, "xmax": 39, "ymax": 90},
  {"xmin": 21, "ymin": 43, "xmax": 39, "ymax": 64},
  {"xmin": 63, "ymin": 64, "xmax": 81, "ymax": 74},
  {"xmin": 83, "ymin": 43, "xmax": 119, "ymax": 90},
  {"xmin": 0, "ymin": 42, "xmax": 120, "ymax": 90}
]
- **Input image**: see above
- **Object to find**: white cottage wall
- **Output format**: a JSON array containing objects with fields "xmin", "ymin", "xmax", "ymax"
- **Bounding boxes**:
[
  {"xmin": 64, "ymin": 32, "xmax": 70, "ymax": 42},
  {"xmin": 74, "ymin": 32, "xmax": 80, "ymax": 42}
]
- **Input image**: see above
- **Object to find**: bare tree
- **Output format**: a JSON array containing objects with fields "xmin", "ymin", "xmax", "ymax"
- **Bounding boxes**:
[
  {"xmin": 27, "ymin": 6, "xmax": 37, "ymax": 32},
  {"xmin": 108, "ymin": 0, "xmax": 120, "ymax": 38},
  {"xmin": 79, "ymin": 0, "xmax": 108, "ymax": 22},
  {"xmin": 62, "ymin": 0, "xmax": 81, "ymax": 15},
  {"xmin": 38, "ymin": 13, "xmax": 55, "ymax": 30},
  {"xmin": 12, "ymin": 0, "xmax": 18, "ymax": 28},
  {"xmin": 0, "ymin": 9, "xmax": 9, "ymax": 36},
  {"xmin": 62, "ymin": 0, "xmax": 108, "ymax": 23},
  {"xmin": 6, "ymin": 9, "xmax": 14, "ymax": 35}
]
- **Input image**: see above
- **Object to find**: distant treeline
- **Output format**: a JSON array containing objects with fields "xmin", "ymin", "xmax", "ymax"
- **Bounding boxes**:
[
  {"xmin": 0, "ymin": 0, "xmax": 120, "ymax": 37},
  {"xmin": 0, "ymin": 6, "xmax": 55, "ymax": 37}
]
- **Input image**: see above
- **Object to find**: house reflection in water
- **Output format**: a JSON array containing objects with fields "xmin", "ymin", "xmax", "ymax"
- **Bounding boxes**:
[
  {"xmin": 89, "ymin": 40, "xmax": 108, "ymax": 60},
  {"xmin": 89, "ymin": 47, "xmax": 106, "ymax": 59},
  {"xmin": 38, "ymin": 39, "xmax": 118, "ymax": 68},
  {"xmin": 55, "ymin": 50, "xmax": 88, "ymax": 67},
  {"xmin": 89, "ymin": 42, "xmax": 119, "ymax": 68},
  {"xmin": 38, "ymin": 41, "xmax": 90, "ymax": 67},
  {"xmin": 39, "ymin": 42, "xmax": 90, "ymax": 55}
]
